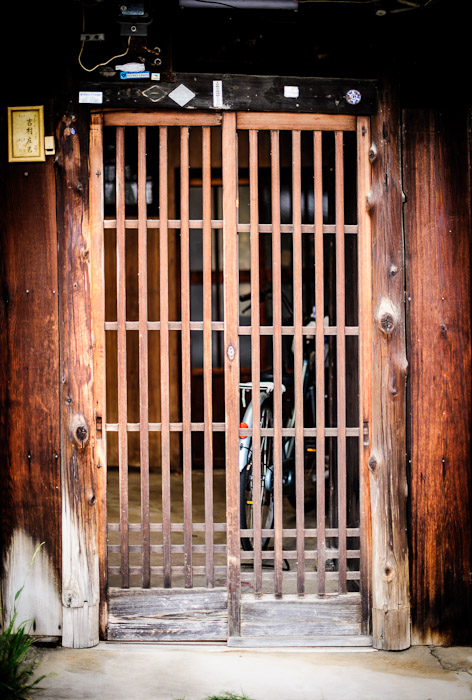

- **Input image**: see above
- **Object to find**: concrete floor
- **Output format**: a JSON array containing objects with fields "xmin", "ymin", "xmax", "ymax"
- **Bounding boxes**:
[{"xmin": 35, "ymin": 643, "xmax": 472, "ymax": 700}]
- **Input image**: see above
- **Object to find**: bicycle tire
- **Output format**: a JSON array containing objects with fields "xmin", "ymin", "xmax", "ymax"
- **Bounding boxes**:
[
  {"xmin": 240, "ymin": 403, "xmax": 275, "ymax": 552},
  {"xmin": 287, "ymin": 451, "xmax": 317, "ymax": 512}
]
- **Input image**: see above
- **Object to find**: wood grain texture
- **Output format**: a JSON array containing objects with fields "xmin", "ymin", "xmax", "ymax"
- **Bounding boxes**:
[
  {"xmin": 240, "ymin": 594, "xmax": 362, "ymax": 637},
  {"xmin": 116, "ymin": 126, "xmax": 129, "ymax": 589},
  {"xmin": 335, "ymin": 131, "xmax": 347, "ymax": 594},
  {"xmin": 356, "ymin": 116, "xmax": 373, "ymax": 636},
  {"xmin": 403, "ymin": 109, "xmax": 472, "ymax": 645},
  {"xmin": 108, "ymin": 588, "xmax": 227, "ymax": 641},
  {"xmin": 89, "ymin": 113, "xmax": 108, "ymax": 638},
  {"xmin": 138, "ymin": 127, "xmax": 152, "ymax": 589},
  {"xmin": 292, "ymin": 130, "xmax": 305, "ymax": 595},
  {"xmin": 368, "ymin": 79, "xmax": 410, "ymax": 650},
  {"xmin": 271, "ymin": 129, "xmax": 284, "ymax": 598},
  {"xmin": 314, "ymin": 131, "xmax": 326, "ymax": 595},
  {"xmin": 202, "ymin": 126, "xmax": 215, "ymax": 588},
  {"xmin": 237, "ymin": 113, "xmax": 356, "ymax": 131},
  {"xmin": 57, "ymin": 110, "xmax": 100, "ymax": 647},
  {"xmin": 180, "ymin": 126, "xmax": 193, "ymax": 589},
  {"xmin": 249, "ymin": 128, "xmax": 263, "ymax": 593},
  {"xmin": 158, "ymin": 126, "xmax": 172, "ymax": 589},
  {"xmin": 0, "ymin": 151, "xmax": 61, "ymax": 636},
  {"xmin": 222, "ymin": 112, "xmax": 241, "ymax": 637}
]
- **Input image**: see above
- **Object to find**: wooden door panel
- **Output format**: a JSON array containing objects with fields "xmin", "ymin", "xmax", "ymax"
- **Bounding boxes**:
[{"xmin": 90, "ymin": 110, "xmax": 372, "ymax": 644}]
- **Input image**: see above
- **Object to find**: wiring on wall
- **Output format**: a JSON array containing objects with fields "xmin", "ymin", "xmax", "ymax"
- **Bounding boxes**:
[
  {"xmin": 78, "ymin": 35, "xmax": 131, "ymax": 72},
  {"xmin": 78, "ymin": 5, "xmax": 131, "ymax": 73}
]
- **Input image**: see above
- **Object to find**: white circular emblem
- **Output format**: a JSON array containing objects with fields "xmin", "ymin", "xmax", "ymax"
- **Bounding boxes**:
[{"xmin": 346, "ymin": 89, "xmax": 362, "ymax": 105}]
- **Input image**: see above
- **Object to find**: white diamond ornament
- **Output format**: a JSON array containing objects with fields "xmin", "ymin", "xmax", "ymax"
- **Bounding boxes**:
[{"xmin": 168, "ymin": 84, "xmax": 196, "ymax": 107}]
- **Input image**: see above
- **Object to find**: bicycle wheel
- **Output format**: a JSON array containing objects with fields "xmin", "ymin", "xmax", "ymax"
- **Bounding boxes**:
[{"xmin": 240, "ymin": 403, "xmax": 275, "ymax": 552}]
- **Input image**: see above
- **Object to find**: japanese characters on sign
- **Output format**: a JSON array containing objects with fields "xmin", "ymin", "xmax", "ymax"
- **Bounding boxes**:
[{"xmin": 8, "ymin": 106, "xmax": 45, "ymax": 162}]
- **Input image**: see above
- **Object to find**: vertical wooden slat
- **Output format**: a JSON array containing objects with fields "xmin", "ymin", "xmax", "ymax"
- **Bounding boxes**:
[
  {"xmin": 202, "ymin": 126, "xmax": 214, "ymax": 587},
  {"xmin": 223, "ymin": 112, "xmax": 241, "ymax": 637},
  {"xmin": 116, "ymin": 127, "xmax": 129, "ymax": 589},
  {"xmin": 249, "ymin": 129, "xmax": 263, "ymax": 594},
  {"xmin": 335, "ymin": 131, "xmax": 347, "ymax": 594},
  {"xmin": 180, "ymin": 127, "xmax": 193, "ymax": 589},
  {"xmin": 90, "ymin": 113, "xmax": 107, "ymax": 637},
  {"xmin": 314, "ymin": 131, "xmax": 326, "ymax": 595},
  {"xmin": 271, "ymin": 130, "xmax": 283, "ymax": 599},
  {"xmin": 292, "ymin": 130, "xmax": 305, "ymax": 596},
  {"xmin": 357, "ymin": 116, "xmax": 373, "ymax": 633},
  {"xmin": 159, "ymin": 126, "xmax": 172, "ymax": 588},
  {"xmin": 138, "ymin": 127, "xmax": 150, "ymax": 588}
]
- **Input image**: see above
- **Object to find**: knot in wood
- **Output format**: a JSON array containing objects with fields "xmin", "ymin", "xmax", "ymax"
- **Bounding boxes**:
[
  {"xmin": 76, "ymin": 425, "xmax": 88, "ymax": 443},
  {"xmin": 70, "ymin": 414, "xmax": 90, "ymax": 448},
  {"xmin": 368, "ymin": 456, "xmax": 378, "ymax": 474},
  {"xmin": 375, "ymin": 297, "xmax": 399, "ymax": 336},
  {"xmin": 383, "ymin": 564, "xmax": 395, "ymax": 583},
  {"xmin": 381, "ymin": 313, "xmax": 395, "ymax": 334}
]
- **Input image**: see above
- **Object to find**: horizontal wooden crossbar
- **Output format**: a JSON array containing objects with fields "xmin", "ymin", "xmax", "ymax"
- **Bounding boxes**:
[
  {"xmin": 107, "ymin": 522, "xmax": 361, "ymax": 538},
  {"xmin": 107, "ymin": 566, "xmax": 361, "ymax": 581},
  {"xmin": 103, "ymin": 218, "xmax": 358, "ymax": 235},
  {"xmin": 104, "ymin": 321, "xmax": 359, "ymax": 336}
]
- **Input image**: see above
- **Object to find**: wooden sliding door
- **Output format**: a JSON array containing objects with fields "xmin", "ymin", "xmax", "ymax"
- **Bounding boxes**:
[{"xmin": 90, "ymin": 110, "xmax": 372, "ymax": 644}]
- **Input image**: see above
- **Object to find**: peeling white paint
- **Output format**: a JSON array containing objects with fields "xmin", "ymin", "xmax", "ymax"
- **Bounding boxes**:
[
  {"xmin": 1, "ymin": 530, "xmax": 62, "ymax": 636},
  {"xmin": 62, "ymin": 474, "xmax": 100, "ymax": 648}
]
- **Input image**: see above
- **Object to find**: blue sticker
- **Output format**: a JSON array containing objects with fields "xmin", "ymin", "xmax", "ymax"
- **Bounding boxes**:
[
  {"xmin": 346, "ymin": 89, "xmax": 362, "ymax": 105},
  {"xmin": 120, "ymin": 71, "xmax": 150, "ymax": 80}
]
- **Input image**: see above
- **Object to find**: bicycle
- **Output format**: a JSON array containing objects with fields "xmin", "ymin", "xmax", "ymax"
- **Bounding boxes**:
[{"xmin": 238, "ymin": 287, "xmax": 328, "ymax": 552}]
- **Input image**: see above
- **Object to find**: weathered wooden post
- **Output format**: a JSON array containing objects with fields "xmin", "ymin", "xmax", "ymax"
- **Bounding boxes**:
[
  {"xmin": 368, "ymin": 79, "xmax": 410, "ymax": 650},
  {"xmin": 404, "ymin": 109, "xmax": 472, "ymax": 645},
  {"xmin": 56, "ymin": 108, "xmax": 100, "ymax": 648}
]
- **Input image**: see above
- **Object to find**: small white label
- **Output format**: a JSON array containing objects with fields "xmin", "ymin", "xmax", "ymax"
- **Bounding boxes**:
[
  {"xmin": 79, "ymin": 91, "xmax": 103, "ymax": 104},
  {"xmin": 213, "ymin": 80, "xmax": 223, "ymax": 108},
  {"xmin": 151, "ymin": 73, "xmax": 161, "ymax": 81},
  {"xmin": 284, "ymin": 85, "xmax": 299, "ymax": 98},
  {"xmin": 115, "ymin": 62, "xmax": 145, "ymax": 72}
]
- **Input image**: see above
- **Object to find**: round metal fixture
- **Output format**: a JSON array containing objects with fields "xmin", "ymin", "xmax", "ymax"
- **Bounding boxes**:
[{"xmin": 345, "ymin": 89, "xmax": 362, "ymax": 105}]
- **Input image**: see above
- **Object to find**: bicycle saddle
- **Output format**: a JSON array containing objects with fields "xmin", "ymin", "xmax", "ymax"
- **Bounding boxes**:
[{"xmin": 260, "ymin": 369, "xmax": 294, "ymax": 388}]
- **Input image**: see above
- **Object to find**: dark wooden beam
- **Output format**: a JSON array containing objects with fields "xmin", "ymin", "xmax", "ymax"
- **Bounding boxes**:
[
  {"xmin": 403, "ymin": 109, "xmax": 472, "ymax": 645},
  {"xmin": 80, "ymin": 73, "xmax": 377, "ymax": 114},
  {"xmin": 368, "ymin": 78, "xmax": 410, "ymax": 650}
]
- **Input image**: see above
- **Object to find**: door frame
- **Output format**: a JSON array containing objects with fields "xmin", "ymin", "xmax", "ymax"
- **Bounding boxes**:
[{"xmin": 59, "ymin": 99, "xmax": 409, "ymax": 649}]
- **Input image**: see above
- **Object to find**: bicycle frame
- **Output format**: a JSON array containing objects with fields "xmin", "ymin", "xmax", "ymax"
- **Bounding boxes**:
[
  {"xmin": 238, "ymin": 356, "xmax": 311, "ymax": 474},
  {"xmin": 238, "ymin": 381, "xmax": 280, "ymax": 474}
]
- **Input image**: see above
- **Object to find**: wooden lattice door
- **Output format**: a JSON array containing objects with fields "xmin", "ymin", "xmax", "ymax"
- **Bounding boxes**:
[{"xmin": 90, "ymin": 110, "xmax": 372, "ymax": 644}]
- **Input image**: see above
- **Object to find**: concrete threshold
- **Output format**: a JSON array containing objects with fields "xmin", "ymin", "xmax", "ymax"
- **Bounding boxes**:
[
  {"xmin": 99, "ymin": 641, "xmax": 378, "ymax": 653},
  {"xmin": 35, "ymin": 643, "xmax": 472, "ymax": 700}
]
